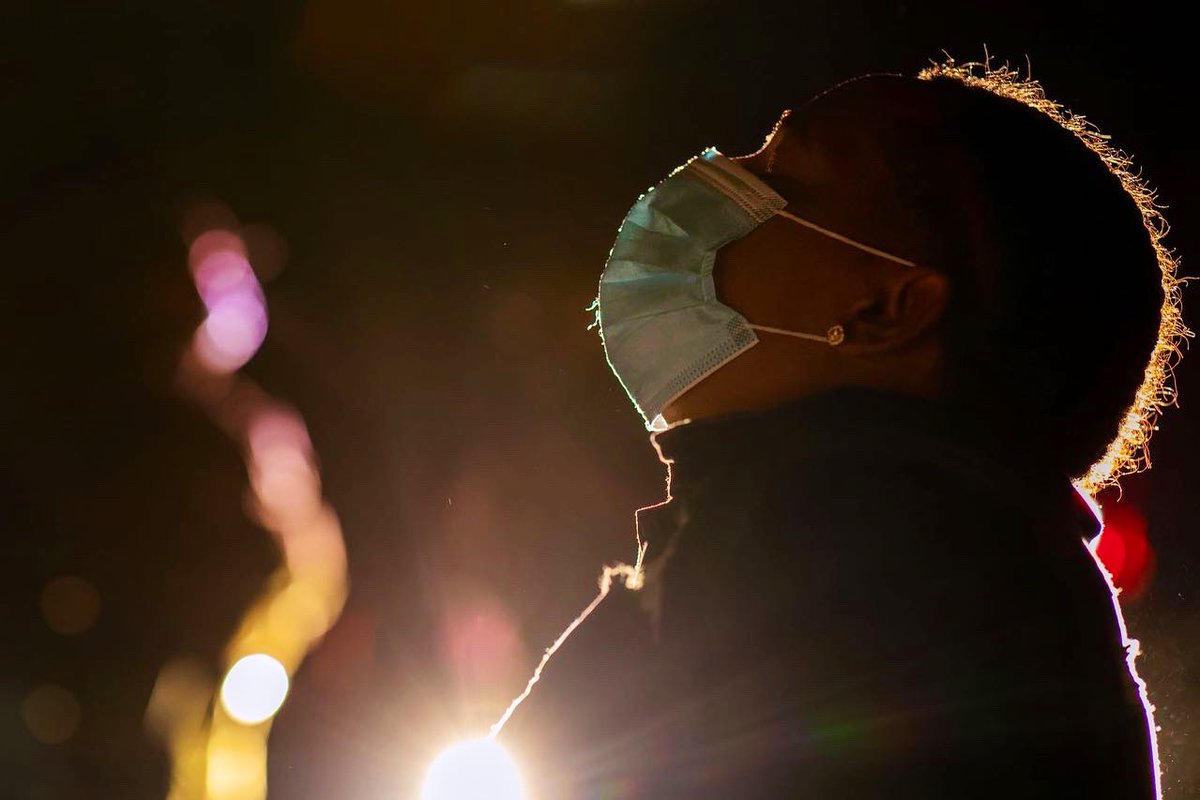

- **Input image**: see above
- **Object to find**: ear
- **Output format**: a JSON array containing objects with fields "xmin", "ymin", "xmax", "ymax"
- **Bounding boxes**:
[{"xmin": 839, "ymin": 267, "xmax": 949, "ymax": 354}]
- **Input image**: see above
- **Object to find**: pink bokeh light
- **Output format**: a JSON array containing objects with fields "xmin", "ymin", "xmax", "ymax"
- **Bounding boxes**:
[
  {"xmin": 195, "ymin": 293, "xmax": 268, "ymax": 373},
  {"xmin": 439, "ymin": 592, "xmax": 522, "ymax": 693},
  {"xmin": 193, "ymin": 249, "xmax": 258, "ymax": 310},
  {"xmin": 188, "ymin": 228, "xmax": 268, "ymax": 373},
  {"xmin": 189, "ymin": 229, "xmax": 246, "ymax": 276},
  {"xmin": 247, "ymin": 409, "xmax": 322, "ymax": 524},
  {"xmin": 247, "ymin": 408, "xmax": 312, "ymax": 458}
]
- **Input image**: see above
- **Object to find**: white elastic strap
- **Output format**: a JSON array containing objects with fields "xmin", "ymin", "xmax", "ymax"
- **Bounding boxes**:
[
  {"xmin": 775, "ymin": 209, "xmax": 918, "ymax": 268},
  {"xmin": 748, "ymin": 323, "xmax": 828, "ymax": 342}
]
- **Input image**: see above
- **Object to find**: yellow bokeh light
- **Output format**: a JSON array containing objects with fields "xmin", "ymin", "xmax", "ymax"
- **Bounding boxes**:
[
  {"xmin": 219, "ymin": 654, "xmax": 289, "ymax": 725},
  {"xmin": 207, "ymin": 726, "xmax": 266, "ymax": 800},
  {"xmin": 421, "ymin": 737, "xmax": 524, "ymax": 800}
]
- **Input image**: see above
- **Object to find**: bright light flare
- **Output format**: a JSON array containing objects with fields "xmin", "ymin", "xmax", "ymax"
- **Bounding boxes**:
[
  {"xmin": 219, "ymin": 654, "xmax": 289, "ymax": 724},
  {"xmin": 421, "ymin": 737, "xmax": 524, "ymax": 800}
]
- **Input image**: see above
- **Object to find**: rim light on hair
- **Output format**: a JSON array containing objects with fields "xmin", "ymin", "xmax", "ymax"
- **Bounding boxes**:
[{"xmin": 918, "ymin": 58, "xmax": 1191, "ymax": 497}]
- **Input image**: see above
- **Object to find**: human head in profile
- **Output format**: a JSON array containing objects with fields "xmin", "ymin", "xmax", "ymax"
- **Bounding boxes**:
[
  {"xmin": 505, "ymin": 60, "xmax": 1186, "ymax": 799},
  {"xmin": 597, "ymin": 60, "xmax": 1185, "ymax": 497}
]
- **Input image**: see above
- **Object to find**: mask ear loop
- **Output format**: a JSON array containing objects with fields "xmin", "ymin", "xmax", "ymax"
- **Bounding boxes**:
[
  {"xmin": 775, "ymin": 209, "xmax": 920, "ymax": 268},
  {"xmin": 749, "ymin": 322, "xmax": 846, "ymax": 346},
  {"xmin": 751, "ymin": 209, "xmax": 919, "ymax": 348}
]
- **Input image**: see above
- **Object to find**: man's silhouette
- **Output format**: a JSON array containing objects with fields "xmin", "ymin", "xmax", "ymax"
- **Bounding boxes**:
[{"xmin": 502, "ymin": 61, "xmax": 1184, "ymax": 798}]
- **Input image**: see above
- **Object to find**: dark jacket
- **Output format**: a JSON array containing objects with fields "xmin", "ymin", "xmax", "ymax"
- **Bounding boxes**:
[{"xmin": 501, "ymin": 387, "xmax": 1156, "ymax": 798}]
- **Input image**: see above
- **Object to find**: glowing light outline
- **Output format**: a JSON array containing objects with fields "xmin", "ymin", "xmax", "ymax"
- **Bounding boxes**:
[{"xmin": 917, "ymin": 57, "xmax": 1191, "ymax": 498}]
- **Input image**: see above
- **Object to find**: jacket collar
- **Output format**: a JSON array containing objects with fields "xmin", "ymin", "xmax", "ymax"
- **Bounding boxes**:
[{"xmin": 648, "ymin": 386, "xmax": 1101, "ymax": 541}]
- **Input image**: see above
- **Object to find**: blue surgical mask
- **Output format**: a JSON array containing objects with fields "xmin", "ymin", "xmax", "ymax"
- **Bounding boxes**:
[{"xmin": 593, "ymin": 147, "xmax": 917, "ymax": 431}]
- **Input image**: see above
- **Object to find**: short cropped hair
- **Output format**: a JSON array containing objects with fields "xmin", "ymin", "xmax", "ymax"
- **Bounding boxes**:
[{"xmin": 769, "ymin": 61, "xmax": 1187, "ymax": 493}]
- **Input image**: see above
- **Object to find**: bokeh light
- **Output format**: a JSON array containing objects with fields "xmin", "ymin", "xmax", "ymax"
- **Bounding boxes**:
[
  {"xmin": 188, "ymin": 228, "xmax": 268, "ymax": 373},
  {"xmin": 247, "ymin": 408, "xmax": 322, "ymax": 524},
  {"xmin": 439, "ymin": 591, "xmax": 522, "ymax": 696},
  {"xmin": 207, "ymin": 726, "xmax": 267, "ymax": 800},
  {"xmin": 21, "ymin": 684, "xmax": 81, "ymax": 745},
  {"xmin": 220, "ymin": 654, "xmax": 290, "ymax": 724},
  {"xmin": 239, "ymin": 222, "xmax": 288, "ymax": 282},
  {"xmin": 421, "ymin": 737, "xmax": 524, "ymax": 800},
  {"xmin": 158, "ymin": 211, "xmax": 348, "ymax": 798},
  {"xmin": 39, "ymin": 575, "xmax": 101, "ymax": 635},
  {"xmin": 265, "ymin": 581, "xmax": 333, "ymax": 644},
  {"xmin": 196, "ymin": 293, "xmax": 268, "ymax": 369},
  {"xmin": 190, "ymin": 241, "xmax": 253, "ymax": 304},
  {"xmin": 1093, "ymin": 500, "xmax": 1154, "ymax": 597}
]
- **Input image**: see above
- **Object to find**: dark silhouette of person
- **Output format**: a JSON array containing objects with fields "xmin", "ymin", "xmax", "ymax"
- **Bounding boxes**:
[{"xmin": 500, "ymin": 62, "xmax": 1183, "ymax": 798}]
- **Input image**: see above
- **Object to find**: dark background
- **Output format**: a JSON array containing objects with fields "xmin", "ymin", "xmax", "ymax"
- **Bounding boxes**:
[{"xmin": 3, "ymin": 1, "xmax": 1197, "ymax": 797}]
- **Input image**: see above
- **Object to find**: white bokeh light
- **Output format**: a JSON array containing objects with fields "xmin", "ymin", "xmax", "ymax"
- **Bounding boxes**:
[
  {"xmin": 219, "ymin": 653, "xmax": 290, "ymax": 724},
  {"xmin": 421, "ymin": 737, "xmax": 524, "ymax": 800}
]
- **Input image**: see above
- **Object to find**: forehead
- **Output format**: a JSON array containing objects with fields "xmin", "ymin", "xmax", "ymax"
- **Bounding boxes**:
[
  {"xmin": 749, "ymin": 123, "xmax": 920, "ymax": 265},
  {"xmin": 742, "ymin": 78, "xmax": 1000, "ymax": 306}
]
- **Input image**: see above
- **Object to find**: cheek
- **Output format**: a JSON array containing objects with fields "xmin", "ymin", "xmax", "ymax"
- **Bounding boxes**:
[
  {"xmin": 715, "ymin": 221, "xmax": 809, "ymax": 310},
  {"xmin": 715, "ymin": 222, "xmax": 870, "ymax": 327}
]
